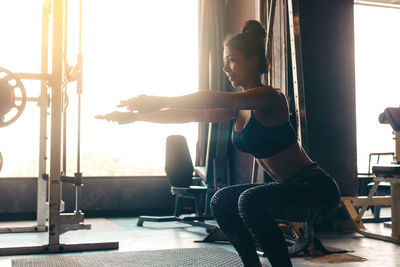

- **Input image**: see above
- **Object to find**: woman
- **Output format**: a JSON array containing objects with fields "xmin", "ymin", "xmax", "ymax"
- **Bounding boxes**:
[{"xmin": 97, "ymin": 20, "xmax": 341, "ymax": 267}]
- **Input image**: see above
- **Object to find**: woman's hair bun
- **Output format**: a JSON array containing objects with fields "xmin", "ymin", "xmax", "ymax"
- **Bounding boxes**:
[
  {"xmin": 224, "ymin": 20, "xmax": 268, "ymax": 74},
  {"xmin": 241, "ymin": 20, "xmax": 266, "ymax": 40}
]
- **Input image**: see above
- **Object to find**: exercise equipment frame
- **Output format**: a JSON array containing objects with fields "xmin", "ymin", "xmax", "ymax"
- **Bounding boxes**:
[{"xmin": 0, "ymin": 0, "xmax": 118, "ymax": 255}]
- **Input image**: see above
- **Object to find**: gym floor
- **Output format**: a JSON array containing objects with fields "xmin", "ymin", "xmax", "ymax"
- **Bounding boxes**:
[{"xmin": 0, "ymin": 209, "xmax": 399, "ymax": 267}]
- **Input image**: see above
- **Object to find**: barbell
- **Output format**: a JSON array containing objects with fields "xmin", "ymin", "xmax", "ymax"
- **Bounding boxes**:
[{"xmin": 0, "ymin": 67, "xmax": 26, "ymax": 128}]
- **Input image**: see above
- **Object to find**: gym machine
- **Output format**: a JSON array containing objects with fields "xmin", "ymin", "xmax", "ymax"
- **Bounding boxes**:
[
  {"xmin": 0, "ymin": 0, "xmax": 118, "ymax": 255},
  {"xmin": 0, "ymin": 65, "xmax": 47, "ymax": 233},
  {"xmin": 344, "ymin": 107, "xmax": 400, "ymax": 244},
  {"xmin": 0, "ymin": 68, "xmax": 27, "ymax": 129}
]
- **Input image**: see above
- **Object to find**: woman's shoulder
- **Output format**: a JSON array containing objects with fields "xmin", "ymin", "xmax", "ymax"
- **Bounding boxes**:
[{"xmin": 249, "ymin": 85, "xmax": 282, "ymax": 93}]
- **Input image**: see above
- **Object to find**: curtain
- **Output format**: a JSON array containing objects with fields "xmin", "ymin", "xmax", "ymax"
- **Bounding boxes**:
[{"xmin": 197, "ymin": 0, "xmax": 231, "ymax": 190}]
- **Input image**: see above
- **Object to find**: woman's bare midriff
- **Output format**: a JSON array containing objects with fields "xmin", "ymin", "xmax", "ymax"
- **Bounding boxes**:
[
  {"xmin": 234, "ymin": 90, "xmax": 312, "ymax": 182},
  {"xmin": 257, "ymin": 142, "xmax": 313, "ymax": 182}
]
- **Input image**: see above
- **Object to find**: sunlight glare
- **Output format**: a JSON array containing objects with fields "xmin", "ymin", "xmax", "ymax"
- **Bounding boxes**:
[
  {"xmin": 354, "ymin": 5, "xmax": 400, "ymax": 172},
  {"xmin": 0, "ymin": 0, "xmax": 199, "ymax": 177}
]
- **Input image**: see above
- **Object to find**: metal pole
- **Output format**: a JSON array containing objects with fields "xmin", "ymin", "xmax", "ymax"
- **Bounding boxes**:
[
  {"xmin": 288, "ymin": 0, "xmax": 309, "ymax": 152},
  {"xmin": 266, "ymin": 0, "xmax": 276, "ymax": 86},
  {"xmin": 75, "ymin": 0, "xmax": 83, "ymax": 212},
  {"xmin": 395, "ymin": 132, "xmax": 400, "ymax": 164},
  {"xmin": 48, "ymin": 0, "xmax": 65, "ymax": 246},
  {"xmin": 37, "ymin": 0, "xmax": 51, "ymax": 230},
  {"xmin": 62, "ymin": 0, "xmax": 68, "ymax": 175},
  {"xmin": 77, "ymin": 0, "xmax": 83, "ymax": 172}
]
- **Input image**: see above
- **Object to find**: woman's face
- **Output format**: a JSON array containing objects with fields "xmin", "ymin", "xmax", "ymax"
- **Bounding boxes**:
[{"xmin": 223, "ymin": 45, "xmax": 258, "ymax": 89}]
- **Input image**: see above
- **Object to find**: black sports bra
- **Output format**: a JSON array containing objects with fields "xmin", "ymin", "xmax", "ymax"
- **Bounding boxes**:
[{"xmin": 231, "ymin": 110, "xmax": 298, "ymax": 158}]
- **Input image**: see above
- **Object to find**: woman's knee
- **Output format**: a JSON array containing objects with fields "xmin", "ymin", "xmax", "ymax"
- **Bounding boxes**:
[
  {"xmin": 238, "ymin": 187, "xmax": 264, "ymax": 220},
  {"xmin": 210, "ymin": 187, "xmax": 237, "ymax": 217},
  {"xmin": 211, "ymin": 184, "xmax": 256, "ymax": 217}
]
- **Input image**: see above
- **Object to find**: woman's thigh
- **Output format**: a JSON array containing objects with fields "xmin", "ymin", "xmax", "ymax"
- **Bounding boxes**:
[{"xmin": 239, "ymin": 179, "xmax": 340, "ymax": 222}]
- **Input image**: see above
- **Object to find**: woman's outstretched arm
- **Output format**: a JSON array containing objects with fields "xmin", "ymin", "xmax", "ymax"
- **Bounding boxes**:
[
  {"xmin": 118, "ymin": 86, "xmax": 281, "ymax": 113},
  {"xmin": 95, "ymin": 108, "xmax": 236, "ymax": 124}
]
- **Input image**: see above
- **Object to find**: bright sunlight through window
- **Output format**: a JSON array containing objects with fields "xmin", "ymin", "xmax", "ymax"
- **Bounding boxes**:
[
  {"xmin": 0, "ymin": 0, "xmax": 198, "ymax": 177},
  {"xmin": 354, "ymin": 4, "xmax": 400, "ymax": 173}
]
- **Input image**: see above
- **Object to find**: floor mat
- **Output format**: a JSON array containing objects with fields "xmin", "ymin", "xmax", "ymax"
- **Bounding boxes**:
[{"xmin": 11, "ymin": 247, "xmax": 259, "ymax": 267}]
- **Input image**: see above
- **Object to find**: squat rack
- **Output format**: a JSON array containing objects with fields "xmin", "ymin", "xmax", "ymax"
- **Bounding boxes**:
[{"xmin": 0, "ymin": 0, "xmax": 118, "ymax": 255}]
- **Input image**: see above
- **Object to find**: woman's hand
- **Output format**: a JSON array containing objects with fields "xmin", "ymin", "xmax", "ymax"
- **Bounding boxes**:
[
  {"xmin": 117, "ymin": 94, "xmax": 166, "ymax": 113},
  {"xmin": 95, "ymin": 111, "xmax": 136, "ymax": 124}
]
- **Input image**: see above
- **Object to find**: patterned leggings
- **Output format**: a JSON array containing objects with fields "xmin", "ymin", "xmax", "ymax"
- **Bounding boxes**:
[{"xmin": 210, "ymin": 163, "xmax": 341, "ymax": 267}]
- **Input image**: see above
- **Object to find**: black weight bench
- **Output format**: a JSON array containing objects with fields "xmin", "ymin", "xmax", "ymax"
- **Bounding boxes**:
[
  {"xmin": 137, "ymin": 135, "xmax": 215, "ymax": 231},
  {"xmin": 372, "ymin": 165, "xmax": 400, "ymax": 175}
]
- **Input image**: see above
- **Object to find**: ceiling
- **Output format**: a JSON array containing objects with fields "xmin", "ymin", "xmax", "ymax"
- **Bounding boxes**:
[{"xmin": 355, "ymin": 0, "xmax": 400, "ymax": 7}]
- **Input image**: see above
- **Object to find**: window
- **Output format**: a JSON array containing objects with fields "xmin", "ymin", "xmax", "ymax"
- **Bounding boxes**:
[
  {"xmin": 0, "ymin": 0, "xmax": 198, "ymax": 177},
  {"xmin": 354, "ymin": 4, "xmax": 400, "ymax": 173},
  {"xmin": 0, "ymin": 1, "xmax": 42, "ymax": 177}
]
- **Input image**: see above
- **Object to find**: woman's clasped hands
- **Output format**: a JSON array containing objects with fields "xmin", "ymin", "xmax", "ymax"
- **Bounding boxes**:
[
  {"xmin": 95, "ymin": 94, "xmax": 164, "ymax": 124},
  {"xmin": 117, "ymin": 94, "xmax": 166, "ymax": 113}
]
